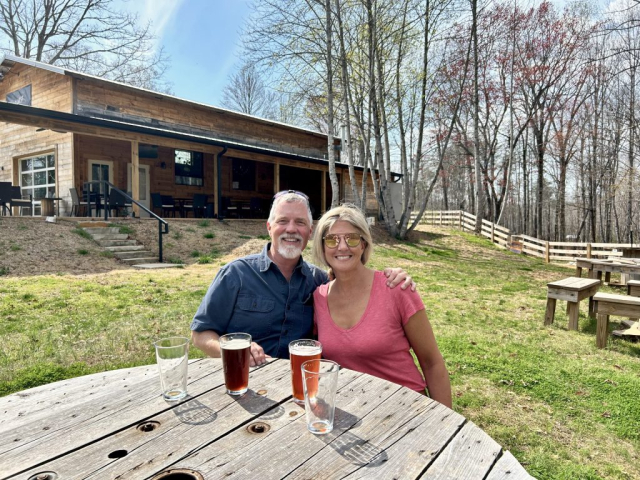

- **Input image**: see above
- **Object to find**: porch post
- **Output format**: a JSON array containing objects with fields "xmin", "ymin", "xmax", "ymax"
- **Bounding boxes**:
[
  {"xmin": 275, "ymin": 160, "xmax": 280, "ymax": 192},
  {"xmin": 131, "ymin": 140, "xmax": 140, "ymax": 217}
]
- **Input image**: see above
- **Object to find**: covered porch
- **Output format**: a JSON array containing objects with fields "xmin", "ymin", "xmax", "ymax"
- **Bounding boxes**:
[{"xmin": 0, "ymin": 102, "xmax": 354, "ymax": 219}]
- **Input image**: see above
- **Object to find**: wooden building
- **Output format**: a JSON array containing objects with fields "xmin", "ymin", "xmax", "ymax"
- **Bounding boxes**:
[{"xmin": 0, "ymin": 54, "xmax": 391, "ymax": 218}]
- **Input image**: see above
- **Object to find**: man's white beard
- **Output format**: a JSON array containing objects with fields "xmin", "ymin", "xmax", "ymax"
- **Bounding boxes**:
[{"xmin": 277, "ymin": 234, "xmax": 303, "ymax": 259}]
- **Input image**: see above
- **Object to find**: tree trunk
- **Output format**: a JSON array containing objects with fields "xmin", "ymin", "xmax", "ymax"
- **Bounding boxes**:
[
  {"xmin": 325, "ymin": 0, "xmax": 339, "ymax": 208},
  {"xmin": 472, "ymin": 0, "xmax": 483, "ymax": 234}
]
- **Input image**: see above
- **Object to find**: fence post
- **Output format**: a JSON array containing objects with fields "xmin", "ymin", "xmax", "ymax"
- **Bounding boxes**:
[
  {"xmin": 545, "ymin": 241, "xmax": 550, "ymax": 263},
  {"xmin": 458, "ymin": 211, "xmax": 462, "ymax": 229},
  {"xmin": 491, "ymin": 223, "xmax": 495, "ymax": 244},
  {"xmin": 587, "ymin": 243, "xmax": 592, "ymax": 258},
  {"xmin": 439, "ymin": 211, "xmax": 442, "ymax": 226}
]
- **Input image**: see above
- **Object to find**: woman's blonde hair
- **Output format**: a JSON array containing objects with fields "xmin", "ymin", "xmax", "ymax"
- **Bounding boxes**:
[{"xmin": 312, "ymin": 204, "xmax": 373, "ymax": 268}]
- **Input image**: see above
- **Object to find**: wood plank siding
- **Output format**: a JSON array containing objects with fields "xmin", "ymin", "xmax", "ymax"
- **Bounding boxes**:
[
  {"xmin": 0, "ymin": 63, "xmax": 73, "ymax": 214},
  {"xmin": 73, "ymin": 77, "xmax": 332, "ymax": 160}
]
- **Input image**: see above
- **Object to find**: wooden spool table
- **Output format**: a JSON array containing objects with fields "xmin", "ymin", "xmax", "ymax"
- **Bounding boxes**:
[
  {"xmin": 594, "ymin": 292, "xmax": 640, "ymax": 348},
  {"xmin": 545, "ymin": 277, "xmax": 601, "ymax": 330},
  {"xmin": 0, "ymin": 358, "xmax": 533, "ymax": 479}
]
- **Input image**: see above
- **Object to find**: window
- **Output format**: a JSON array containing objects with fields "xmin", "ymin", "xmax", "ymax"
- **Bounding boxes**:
[
  {"xmin": 20, "ymin": 153, "xmax": 55, "ymax": 215},
  {"xmin": 232, "ymin": 158, "xmax": 256, "ymax": 191},
  {"xmin": 175, "ymin": 149, "xmax": 204, "ymax": 186},
  {"xmin": 6, "ymin": 85, "xmax": 32, "ymax": 106}
]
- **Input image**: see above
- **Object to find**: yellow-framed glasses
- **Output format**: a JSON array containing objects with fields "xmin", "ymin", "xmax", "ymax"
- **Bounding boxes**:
[{"xmin": 323, "ymin": 233, "xmax": 363, "ymax": 248}]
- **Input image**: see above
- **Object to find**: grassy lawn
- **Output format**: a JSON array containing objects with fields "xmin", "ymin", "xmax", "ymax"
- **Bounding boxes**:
[{"xmin": 1, "ymin": 225, "xmax": 639, "ymax": 479}]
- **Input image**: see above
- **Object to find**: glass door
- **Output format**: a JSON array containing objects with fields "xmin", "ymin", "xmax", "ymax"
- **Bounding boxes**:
[
  {"xmin": 88, "ymin": 160, "xmax": 113, "ymax": 194},
  {"xmin": 127, "ymin": 164, "xmax": 151, "ymax": 217}
]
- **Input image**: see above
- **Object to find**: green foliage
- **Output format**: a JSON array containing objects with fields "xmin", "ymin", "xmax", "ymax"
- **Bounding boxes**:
[
  {"xmin": 197, "ymin": 220, "xmax": 210, "ymax": 228},
  {"xmin": 99, "ymin": 251, "xmax": 114, "ymax": 258},
  {"xmin": 10, "ymin": 244, "xmax": 21, "ymax": 251},
  {"xmin": 114, "ymin": 224, "xmax": 134, "ymax": 235},
  {"xmin": 77, "ymin": 249, "xmax": 89, "ymax": 255},
  {"xmin": 0, "ymin": 266, "xmax": 9, "ymax": 276},
  {"xmin": 72, "ymin": 228, "xmax": 92, "ymax": 239},
  {"xmin": 173, "ymin": 232, "xmax": 183, "ymax": 240},
  {"xmin": 190, "ymin": 250, "xmax": 201, "ymax": 258},
  {"xmin": 203, "ymin": 232, "xmax": 215, "ymax": 239}
]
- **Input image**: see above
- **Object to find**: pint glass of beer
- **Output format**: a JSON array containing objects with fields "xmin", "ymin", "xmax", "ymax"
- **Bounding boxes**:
[
  {"xmin": 289, "ymin": 339, "xmax": 322, "ymax": 405},
  {"xmin": 219, "ymin": 333, "xmax": 251, "ymax": 395}
]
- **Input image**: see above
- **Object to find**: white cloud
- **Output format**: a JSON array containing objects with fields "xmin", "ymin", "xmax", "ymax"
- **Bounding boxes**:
[{"xmin": 140, "ymin": 0, "xmax": 186, "ymax": 40}]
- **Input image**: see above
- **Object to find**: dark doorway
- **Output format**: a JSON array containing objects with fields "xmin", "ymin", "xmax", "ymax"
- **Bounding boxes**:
[{"xmin": 279, "ymin": 166, "xmax": 322, "ymax": 218}]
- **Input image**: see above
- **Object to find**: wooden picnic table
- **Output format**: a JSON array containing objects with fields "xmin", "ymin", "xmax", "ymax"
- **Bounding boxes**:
[
  {"xmin": 0, "ymin": 358, "xmax": 533, "ymax": 480},
  {"xmin": 575, "ymin": 257, "xmax": 640, "ymax": 285}
]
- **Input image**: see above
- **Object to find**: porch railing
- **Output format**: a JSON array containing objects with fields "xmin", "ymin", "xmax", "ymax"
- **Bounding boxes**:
[{"xmin": 83, "ymin": 181, "xmax": 169, "ymax": 263}]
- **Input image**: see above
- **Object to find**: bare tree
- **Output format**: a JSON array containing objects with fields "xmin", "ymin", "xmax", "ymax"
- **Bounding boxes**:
[
  {"xmin": 0, "ymin": 0, "xmax": 169, "ymax": 90},
  {"xmin": 221, "ymin": 63, "xmax": 274, "ymax": 116}
]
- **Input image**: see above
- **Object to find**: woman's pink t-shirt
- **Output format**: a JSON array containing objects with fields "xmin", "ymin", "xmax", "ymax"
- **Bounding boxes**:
[{"xmin": 313, "ymin": 270, "xmax": 427, "ymax": 392}]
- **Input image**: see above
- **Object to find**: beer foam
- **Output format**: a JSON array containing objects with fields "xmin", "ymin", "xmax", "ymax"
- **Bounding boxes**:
[
  {"xmin": 290, "ymin": 345, "xmax": 322, "ymax": 356},
  {"xmin": 221, "ymin": 338, "xmax": 250, "ymax": 350}
]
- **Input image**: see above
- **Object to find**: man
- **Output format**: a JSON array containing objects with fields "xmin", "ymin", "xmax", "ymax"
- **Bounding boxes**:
[{"xmin": 191, "ymin": 190, "xmax": 411, "ymax": 366}]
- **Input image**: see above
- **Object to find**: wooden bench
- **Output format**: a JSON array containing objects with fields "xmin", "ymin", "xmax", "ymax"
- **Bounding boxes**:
[
  {"xmin": 593, "ymin": 292, "xmax": 640, "ymax": 348},
  {"xmin": 545, "ymin": 277, "xmax": 601, "ymax": 330}
]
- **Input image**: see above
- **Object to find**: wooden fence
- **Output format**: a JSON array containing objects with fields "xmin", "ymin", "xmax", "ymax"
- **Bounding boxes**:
[{"xmin": 414, "ymin": 210, "xmax": 635, "ymax": 263}]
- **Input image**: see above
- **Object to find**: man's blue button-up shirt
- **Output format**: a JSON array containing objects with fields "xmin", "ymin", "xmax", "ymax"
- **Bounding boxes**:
[{"xmin": 191, "ymin": 243, "xmax": 329, "ymax": 359}]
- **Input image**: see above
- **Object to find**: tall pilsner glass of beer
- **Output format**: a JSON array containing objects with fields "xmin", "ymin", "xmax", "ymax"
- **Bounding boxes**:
[
  {"xmin": 219, "ymin": 333, "xmax": 251, "ymax": 395},
  {"xmin": 289, "ymin": 339, "xmax": 322, "ymax": 404}
]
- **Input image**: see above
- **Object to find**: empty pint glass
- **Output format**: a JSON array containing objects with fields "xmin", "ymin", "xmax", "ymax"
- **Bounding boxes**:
[
  {"xmin": 154, "ymin": 336, "xmax": 189, "ymax": 402},
  {"xmin": 302, "ymin": 359, "xmax": 339, "ymax": 434},
  {"xmin": 289, "ymin": 339, "xmax": 322, "ymax": 405},
  {"xmin": 220, "ymin": 333, "xmax": 251, "ymax": 395}
]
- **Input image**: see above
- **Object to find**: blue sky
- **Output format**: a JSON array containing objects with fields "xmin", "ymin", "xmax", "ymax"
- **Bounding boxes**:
[
  {"xmin": 125, "ymin": 0, "xmax": 605, "ymax": 109},
  {"xmin": 127, "ymin": 0, "xmax": 252, "ymax": 107}
]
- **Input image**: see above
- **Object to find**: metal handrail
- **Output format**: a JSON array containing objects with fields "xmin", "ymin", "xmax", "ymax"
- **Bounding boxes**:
[{"xmin": 83, "ymin": 180, "xmax": 169, "ymax": 262}]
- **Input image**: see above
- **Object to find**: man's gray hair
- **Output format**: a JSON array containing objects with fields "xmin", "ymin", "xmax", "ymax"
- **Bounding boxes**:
[{"xmin": 268, "ymin": 191, "xmax": 313, "ymax": 225}]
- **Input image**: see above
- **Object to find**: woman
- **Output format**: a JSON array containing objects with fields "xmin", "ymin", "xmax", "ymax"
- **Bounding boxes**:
[{"xmin": 311, "ymin": 205, "xmax": 452, "ymax": 408}]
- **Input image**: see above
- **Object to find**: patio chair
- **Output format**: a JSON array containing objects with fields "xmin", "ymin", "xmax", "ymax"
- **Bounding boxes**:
[
  {"xmin": 70, "ymin": 187, "xmax": 88, "ymax": 217},
  {"xmin": 83, "ymin": 186, "xmax": 103, "ymax": 217},
  {"xmin": 0, "ymin": 182, "xmax": 11, "ymax": 215},
  {"xmin": 192, "ymin": 194, "xmax": 208, "ymax": 218},
  {"xmin": 151, "ymin": 193, "xmax": 177, "ymax": 218},
  {"xmin": 221, "ymin": 196, "xmax": 238, "ymax": 218},
  {"xmin": 9, "ymin": 186, "xmax": 33, "ymax": 216},
  {"xmin": 108, "ymin": 189, "xmax": 132, "ymax": 217},
  {"xmin": 160, "ymin": 195, "xmax": 177, "ymax": 217},
  {"xmin": 249, "ymin": 197, "xmax": 263, "ymax": 218}
]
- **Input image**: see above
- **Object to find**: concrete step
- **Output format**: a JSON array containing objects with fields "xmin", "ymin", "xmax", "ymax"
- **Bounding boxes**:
[
  {"xmin": 133, "ymin": 263, "xmax": 184, "ymax": 269},
  {"xmin": 83, "ymin": 227, "xmax": 121, "ymax": 234},
  {"xmin": 105, "ymin": 245, "xmax": 146, "ymax": 252},
  {"xmin": 77, "ymin": 221, "xmax": 110, "ymax": 228},
  {"xmin": 122, "ymin": 256, "xmax": 159, "ymax": 265},
  {"xmin": 97, "ymin": 239, "xmax": 138, "ymax": 247},
  {"xmin": 114, "ymin": 250, "xmax": 153, "ymax": 259},
  {"xmin": 90, "ymin": 234, "xmax": 129, "ymax": 241}
]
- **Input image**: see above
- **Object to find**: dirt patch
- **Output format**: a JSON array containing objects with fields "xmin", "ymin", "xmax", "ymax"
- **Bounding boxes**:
[{"xmin": 0, "ymin": 216, "xmax": 269, "ymax": 277}]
